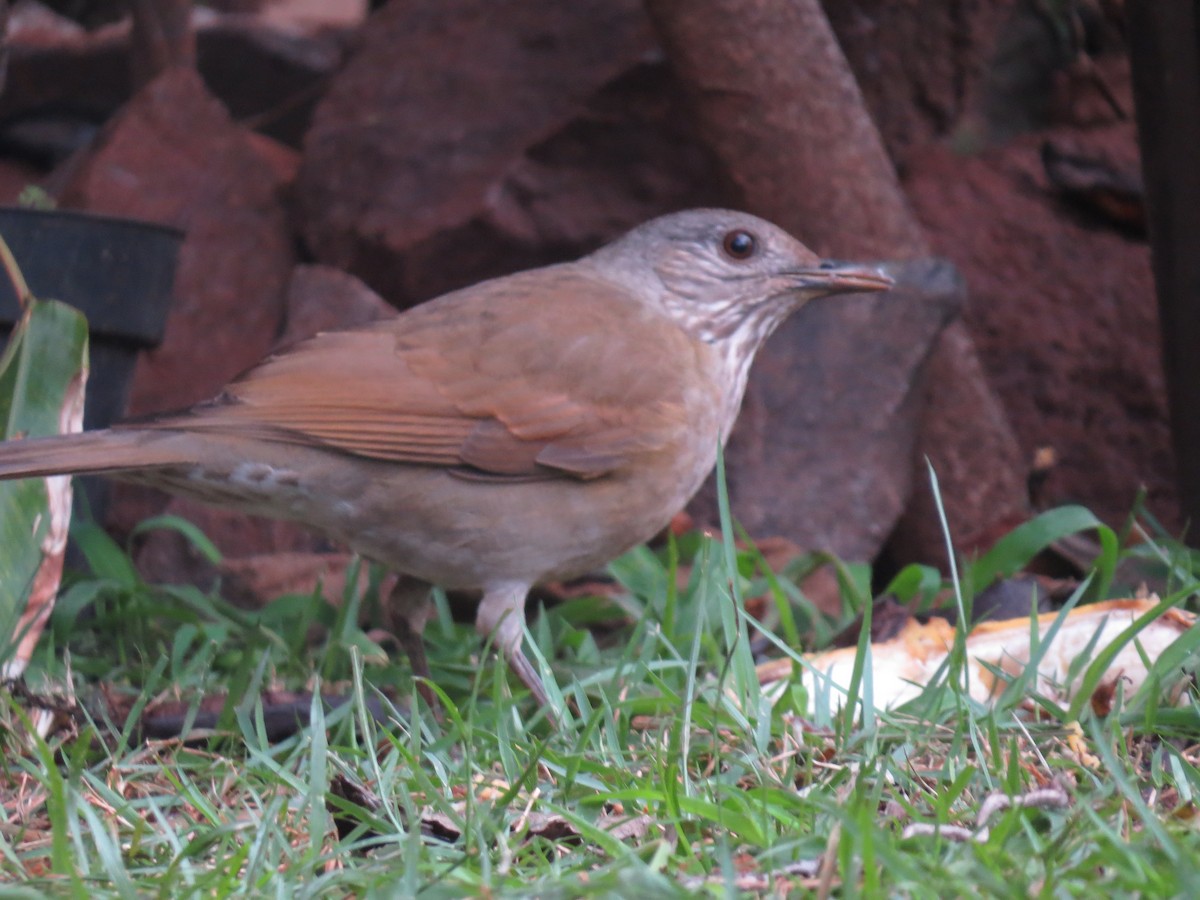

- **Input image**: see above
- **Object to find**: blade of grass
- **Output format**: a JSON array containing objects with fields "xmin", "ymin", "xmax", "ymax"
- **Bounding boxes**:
[{"xmin": 1067, "ymin": 592, "xmax": 1188, "ymax": 720}]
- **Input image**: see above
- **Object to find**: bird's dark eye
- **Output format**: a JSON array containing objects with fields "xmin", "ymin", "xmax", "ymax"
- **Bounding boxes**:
[{"xmin": 722, "ymin": 229, "xmax": 757, "ymax": 260}]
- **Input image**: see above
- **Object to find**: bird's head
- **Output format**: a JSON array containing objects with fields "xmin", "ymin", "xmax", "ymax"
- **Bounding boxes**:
[
  {"xmin": 588, "ymin": 208, "xmax": 892, "ymax": 349},
  {"xmin": 586, "ymin": 209, "xmax": 894, "ymax": 435}
]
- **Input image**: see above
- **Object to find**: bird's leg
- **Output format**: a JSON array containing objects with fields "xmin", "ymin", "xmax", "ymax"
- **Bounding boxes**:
[
  {"xmin": 384, "ymin": 575, "xmax": 438, "ymax": 708},
  {"xmin": 476, "ymin": 581, "xmax": 549, "ymax": 708}
]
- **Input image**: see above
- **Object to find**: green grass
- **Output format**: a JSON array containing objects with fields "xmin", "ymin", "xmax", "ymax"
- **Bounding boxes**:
[{"xmin": 2, "ymin": 494, "xmax": 1200, "ymax": 897}]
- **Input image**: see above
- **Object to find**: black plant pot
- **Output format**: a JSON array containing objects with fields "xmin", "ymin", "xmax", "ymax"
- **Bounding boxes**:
[{"xmin": 0, "ymin": 206, "xmax": 183, "ymax": 517}]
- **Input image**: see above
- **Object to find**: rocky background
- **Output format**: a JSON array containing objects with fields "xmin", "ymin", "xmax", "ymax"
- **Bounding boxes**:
[{"xmin": 0, "ymin": 0, "xmax": 1170, "ymax": 607}]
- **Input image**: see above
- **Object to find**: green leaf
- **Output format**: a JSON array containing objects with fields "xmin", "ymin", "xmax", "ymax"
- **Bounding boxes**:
[
  {"xmin": 70, "ymin": 520, "xmax": 140, "ymax": 589},
  {"xmin": 129, "ymin": 514, "xmax": 224, "ymax": 566},
  {"xmin": 1067, "ymin": 593, "xmax": 1187, "ymax": 721},
  {"xmin": 966, "ymin": 505, "xmax": 1118, "ymax": 600},
  {"xmin": 0, "ymin": 296, "xmax": 88, "ymax": 673}
]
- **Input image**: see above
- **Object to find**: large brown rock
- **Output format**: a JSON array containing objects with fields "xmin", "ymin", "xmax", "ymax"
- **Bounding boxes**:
[
  {"xmin": 903, "ymin": 132, "xmax": 1176, "ymax": 529},
  {"xmin": 825, "ymin": 0, "xmax": 1036, "ymax": 164},
  {"xmin": 482, "ymin": 63, "xmax": 725, "ymax": 256},
  {"xmin": 58, "ymin": 65, "xmax": 294, "ymax": 415},
  {"xmin": 293, "ymin": 0, "xmax": 666, "ymax": 305},
  {"xmin": 278, "ymin": 263, "xmax": 394, "ymax": 345}
]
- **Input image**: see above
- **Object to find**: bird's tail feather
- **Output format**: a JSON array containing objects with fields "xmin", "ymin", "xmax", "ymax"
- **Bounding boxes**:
[{"xmin": 0, "ymin": 430, "xmax": 190, "ymax": 480}]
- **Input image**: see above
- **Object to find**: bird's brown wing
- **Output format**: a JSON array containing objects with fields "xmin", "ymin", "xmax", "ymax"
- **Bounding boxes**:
[{"xmin": 151, "ymin": 268, "xmax": 703, "ymax": 481}]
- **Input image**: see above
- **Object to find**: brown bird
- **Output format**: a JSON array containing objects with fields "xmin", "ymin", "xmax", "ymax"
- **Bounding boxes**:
[{"xmin": 0, "ymin": 209, "xmax": 890, "ymax": 708}]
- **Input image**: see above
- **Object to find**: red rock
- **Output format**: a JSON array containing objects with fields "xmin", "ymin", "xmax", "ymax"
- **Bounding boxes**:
[
  {"xmin": 825, "ymin": 0, "xmax": 1014, "ymax": 165},
  {"xmin": 903, "ymin": 134, "xmax": 1176, "ymax": 529},
  {"xmin": 482, "ymin": 63, "xmax": 725, "ymax": 258},
  {"xmin": 245, "ymin": 131, "xmax": 301, "ymax": 185},
  {"xmin": 279, "ymin": 263, "xmax": 393, "ymax": 345},
  {"xmin": 292, "ymin": 0, "xmax": 1021, "ymax": 567},
  {"xmin": 58, "ymin": 65, "xmax": 294, "ymax": 415},
  {"xmin": 294, "ymin": 0, "xmax": 660, "ymax": 305}
]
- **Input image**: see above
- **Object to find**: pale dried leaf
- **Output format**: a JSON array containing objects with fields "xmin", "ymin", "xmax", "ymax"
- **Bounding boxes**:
[{"xmin": 762, "ymin": 598, "xmax": 1196, "ymax": 715}]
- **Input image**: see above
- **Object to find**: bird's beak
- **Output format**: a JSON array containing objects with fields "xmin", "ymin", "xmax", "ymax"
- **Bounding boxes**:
[{"xmin": 794, "ymin": 261, "xmax": 894, "ymax": 295}]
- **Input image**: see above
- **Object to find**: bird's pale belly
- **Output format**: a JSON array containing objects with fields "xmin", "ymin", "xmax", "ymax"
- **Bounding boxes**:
[
  {"xmin": 340, "ymin": 443, "xmax": 717, "ymax": 588},
  {"xmin": 346, "ymin": 469, "xmax": 703, "ymax": 588},
  {"xmin": 128, "ymin": 438, "xmax": 718, "ymax": 590}
]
